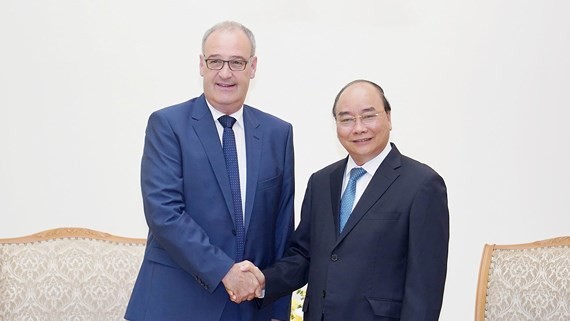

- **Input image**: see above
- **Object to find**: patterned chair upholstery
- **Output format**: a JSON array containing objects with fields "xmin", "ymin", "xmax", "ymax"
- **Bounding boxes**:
[
  {"xmin": 475, "ymin": 236, "xmax": 570, "ymax": 321},
  {"xmin": 0, "ymin": 228, "xmax": 146, "ymax": 321}
]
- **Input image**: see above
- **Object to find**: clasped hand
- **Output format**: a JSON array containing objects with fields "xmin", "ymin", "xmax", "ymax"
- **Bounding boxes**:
[{"xmin": 222, "ymin": 260, "xmax": 265, "ymax": 303}]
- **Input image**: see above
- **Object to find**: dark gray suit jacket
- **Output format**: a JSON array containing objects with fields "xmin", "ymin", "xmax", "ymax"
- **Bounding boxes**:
[{"xmin": 263, "ymin": 144, "xmax": 449, "ymax": 321}]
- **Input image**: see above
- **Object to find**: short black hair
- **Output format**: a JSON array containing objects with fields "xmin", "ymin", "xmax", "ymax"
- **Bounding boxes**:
[{"xmin": 332, "ymin": 79, "xmax": 392, "ymax": 117}]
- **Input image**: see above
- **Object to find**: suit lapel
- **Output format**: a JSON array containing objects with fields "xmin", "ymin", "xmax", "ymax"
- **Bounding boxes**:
[
  {"xmin": 191, "ymin": 95, "xmax": 234, "ymax": 220},
  {"xmin": 243, "ymin": 106, "xmax": 262, "ymax": 233},
  {"xmin": 330, "ymin": 159, "xmax": 348, "ymax": 236},
  {"xmin": 336, "ymin": 145, "xmax": 402, "ymax": 244}
]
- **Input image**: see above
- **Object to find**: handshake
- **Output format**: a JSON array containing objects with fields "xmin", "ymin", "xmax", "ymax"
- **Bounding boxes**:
[{"xmin": 222, "ymin": 260, "xmax": 265, "ymax": 303}]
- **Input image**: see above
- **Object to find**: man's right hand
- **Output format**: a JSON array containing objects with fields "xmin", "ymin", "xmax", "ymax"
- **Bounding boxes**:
[
  {"xmin": 222, "ymin": 260, "xmax": 265, "ymax": 303},
  {"xmin": 238, "ymin": 260, "xmax": 265, "ymax": 292}
]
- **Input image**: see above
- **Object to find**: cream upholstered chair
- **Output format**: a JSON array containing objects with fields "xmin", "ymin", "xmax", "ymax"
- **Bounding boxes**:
[
  {"xmin": 0, "ymin": 227, "xmax": 145, "ymax": 321},
  {"xmin": 475, "ymin": 236, "xmax": 570, "ymax": 321}
]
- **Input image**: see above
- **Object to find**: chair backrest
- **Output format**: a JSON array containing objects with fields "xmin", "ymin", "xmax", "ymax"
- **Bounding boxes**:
[
  {"xmin": 0, "ymin": 227, "xmax": 146, "ymax": 321},
  {"xmin": 475, "ymin": 236, "xmax": 570, "ymax": 321}
]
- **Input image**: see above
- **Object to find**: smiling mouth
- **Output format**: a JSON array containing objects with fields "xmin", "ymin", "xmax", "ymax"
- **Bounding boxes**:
[
  {"xmin": 217, "ymin": 83, "xmax": 236, "ymax": 88},
  {"xmin": 352, "ymin": 138, "xmax": 372, "ymax": 143}
]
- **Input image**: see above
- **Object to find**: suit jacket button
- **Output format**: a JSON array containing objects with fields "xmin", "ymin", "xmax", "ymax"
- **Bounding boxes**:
[
  {"xmin": 331, "ymin": 254, "xmax": 338, "ymax": 261},
  {"xmin": 322, "ymin": 290, "xmax": 326, "ymax": 298}
]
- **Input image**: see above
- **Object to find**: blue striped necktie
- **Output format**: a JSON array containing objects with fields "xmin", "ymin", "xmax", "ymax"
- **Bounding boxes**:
[
  {"xmin": 339, "ymin": 167, "xmax": 367, "ymax": 232},
  {"xmin": 218, "ymin": 115, "xmax": 245, "ymax": 261}
]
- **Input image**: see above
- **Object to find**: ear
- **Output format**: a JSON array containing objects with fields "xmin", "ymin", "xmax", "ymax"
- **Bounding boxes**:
[
  {"xmin": 386, "ymin": 111, "xmax": 392, "ymax": 130},
  {"xmin": 249, "ymin": 56, "xmax": 258, "ymax": 79}
]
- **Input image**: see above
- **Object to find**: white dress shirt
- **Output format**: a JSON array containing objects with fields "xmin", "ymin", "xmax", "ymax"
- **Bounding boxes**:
[
  {"xmin": 207, "ymin": 102, "xmax": 247, "ymax": 218},
  {"xmin": 341, "ymin": 143, "xmax": 392, "ymax": 212}
]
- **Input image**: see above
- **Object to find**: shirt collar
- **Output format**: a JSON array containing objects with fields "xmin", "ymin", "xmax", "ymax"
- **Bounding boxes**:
[
  {"xmin": 206, "ymin": 100, "xmax": 245, "ymax": 129},
  {"xmin": 345, "ymin": 143, "xmax": 392, "ymax": 179}
]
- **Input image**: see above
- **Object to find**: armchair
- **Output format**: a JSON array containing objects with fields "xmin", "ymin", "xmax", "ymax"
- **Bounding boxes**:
[
  {"xmin": 0, "ymin": 227, "xmax": 145, "ymax": 321},
  {"xmin": 475, "ymin": 236, "xmax": 570, "ymax": 321}
]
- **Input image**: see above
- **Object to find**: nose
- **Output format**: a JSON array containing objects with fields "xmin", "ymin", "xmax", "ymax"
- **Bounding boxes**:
[
  {"xmin": 352, "ymin": 117, "xmax": 368, "ymax": 133},
  {"xmin": 218, "ymin": 62, "xmax": 232, "ymax": 78}
]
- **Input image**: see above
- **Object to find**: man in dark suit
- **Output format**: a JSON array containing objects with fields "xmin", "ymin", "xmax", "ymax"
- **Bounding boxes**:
[
  {"xmin": 125, "ymin": 21, "xmax": 294, "ymax": 321},
  {"xmin": 240, "ymin": 79, "xmax": 449, "ymax": 321}
]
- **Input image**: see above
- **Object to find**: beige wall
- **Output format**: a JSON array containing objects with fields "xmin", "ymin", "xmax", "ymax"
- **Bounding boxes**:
[{"xmin": 1, "ymin": 1, "xmax": 570, "ymax": 320}]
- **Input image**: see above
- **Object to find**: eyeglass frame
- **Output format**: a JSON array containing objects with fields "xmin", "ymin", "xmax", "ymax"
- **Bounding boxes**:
[
  {"xmin": 335, "ymin": 112, "xmax": 383, "ymax": 127},
  {"xmin": 203, "ymin": 56, "xmax": 253, "ymax": 71}
]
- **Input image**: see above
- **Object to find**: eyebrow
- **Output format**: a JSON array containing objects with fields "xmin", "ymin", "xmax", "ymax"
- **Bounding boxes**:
[
  {"xmin": 337, "ymin": 106, "xmax": 377, "ymax": 116},
  {"xmin": 204, "ymin": 54, "xmax": 248, "ymax": 60}
]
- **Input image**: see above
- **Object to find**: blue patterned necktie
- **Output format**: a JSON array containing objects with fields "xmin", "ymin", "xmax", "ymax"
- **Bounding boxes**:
[
  {"xmin": 339, "ymin": 167, "xmax": 367, "ymax": 232},
  {"xmin": 218, "ymin": 115, "xmax": 245, "ymax": 261}
]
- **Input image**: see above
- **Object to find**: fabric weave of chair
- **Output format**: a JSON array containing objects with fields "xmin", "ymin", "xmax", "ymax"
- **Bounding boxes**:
[
  {"xmin": 475, "ymin": 236, "xmax": 570, "ymax": 321},
  {"xmin": 0, "ymin": 228, "xmax": 146, "ymax": 321}
]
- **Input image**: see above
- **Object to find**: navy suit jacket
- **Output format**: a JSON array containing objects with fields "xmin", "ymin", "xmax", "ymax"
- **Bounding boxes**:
[
  {"xmin": 263, "ymin": 144, "xmax": 449, "ymax": 321},
  {"xmin": 126, "ymin": 95, "xmax": 295, "ymax": 321}
]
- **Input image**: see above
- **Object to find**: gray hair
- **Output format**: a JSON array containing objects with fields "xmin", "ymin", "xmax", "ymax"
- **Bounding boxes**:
[{"xmin": 201, "ymin": 21, "xmax": 256, "ymax": 56}]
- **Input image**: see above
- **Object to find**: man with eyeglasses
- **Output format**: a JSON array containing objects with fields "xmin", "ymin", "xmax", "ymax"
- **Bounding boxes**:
[
  {"xmin": 240, "ymin": 80, "xmax": 449, "ymax": 321},
  {"xmin": 125, "ymin": 21, "xmax": 294, "ymax": 321}
]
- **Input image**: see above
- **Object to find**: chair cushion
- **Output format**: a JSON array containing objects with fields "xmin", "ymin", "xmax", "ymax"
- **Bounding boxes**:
[
  {"xmin": 0, "ymin": 237, "xmax": 145, "ymax": 321},
  {"xmin": 485, "ymin": 245, "xmax": 570, "ymax": 321}
]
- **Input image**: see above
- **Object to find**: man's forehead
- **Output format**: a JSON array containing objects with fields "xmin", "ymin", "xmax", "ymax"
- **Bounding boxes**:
[{"xmin": 203, "ymin": 33, "xmax": 252, "ymax": 57}]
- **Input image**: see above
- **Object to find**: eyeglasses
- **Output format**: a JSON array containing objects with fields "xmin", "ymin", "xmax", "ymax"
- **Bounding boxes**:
[
  {"xmin": 336, "ymin": 113, "xmax": 381, "ymax": 127},
  {"xmin": 204, "ymin": 57, "xmax": 251, "ymax": 71}
]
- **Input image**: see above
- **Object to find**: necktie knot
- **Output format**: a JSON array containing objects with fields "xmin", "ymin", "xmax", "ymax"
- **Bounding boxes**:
[
  {"xmin": 349, "ymin": 167, "xmax": 367, "ymax": 182},
  {"xmin": 218, "ymin": 115, "xmax": 237, "ymax": 129}
]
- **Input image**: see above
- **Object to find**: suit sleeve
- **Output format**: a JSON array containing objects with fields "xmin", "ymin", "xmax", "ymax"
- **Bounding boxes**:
[
  {"xmin": 400, "ymin": 173, "xmax": 449, "ymax": 321},
  {"xmin": 269, "ymin": 124, "xmax": 296, "ymax": 320},
  {"xmin": 263, "ymin": 172, "xmax": 312, "ymax": 307},
  {"xmin": 141, "ymin": 111, "xmax": 233, "ymax": 292}
]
